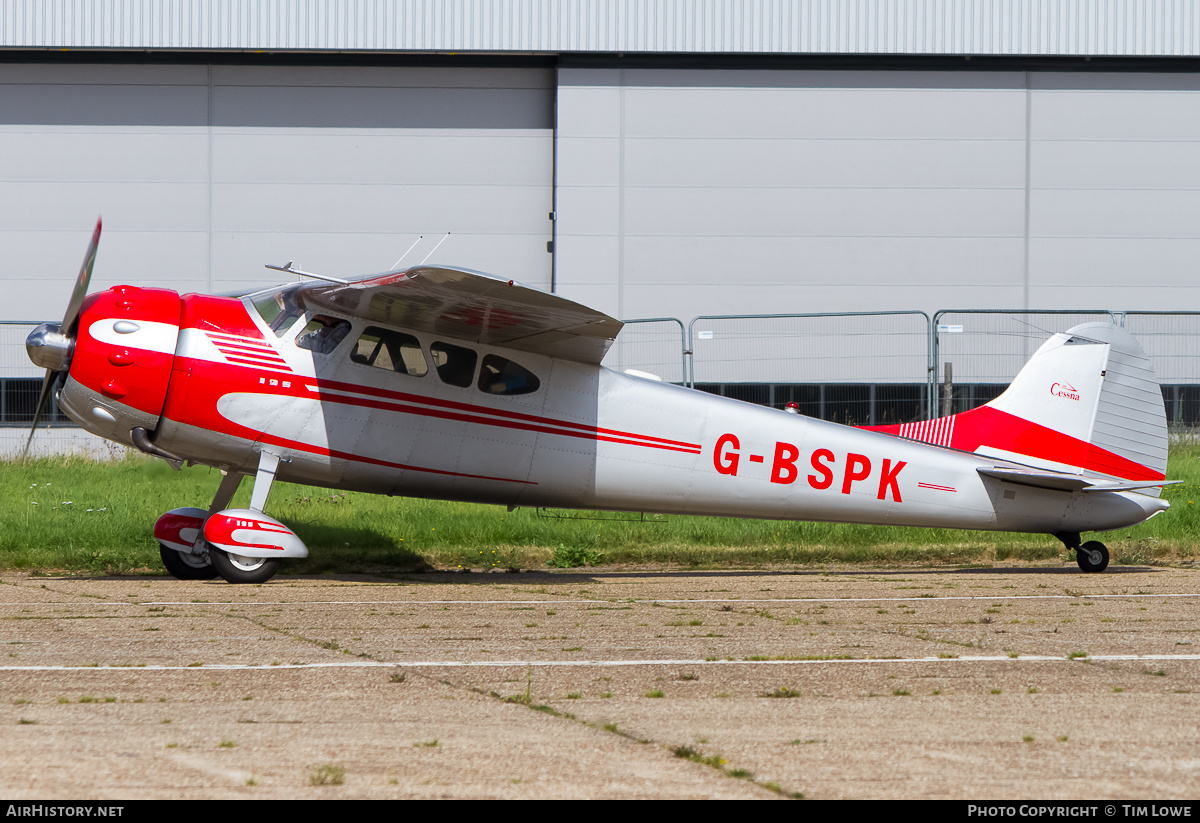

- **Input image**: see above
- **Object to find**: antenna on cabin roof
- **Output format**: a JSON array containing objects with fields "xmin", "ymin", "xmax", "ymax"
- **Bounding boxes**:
[
  {"xmin": 390, "ymin": 236, "xmax": 424, "ymax": 271},
  {"xmin": 418, "ymin": 232, "xmax": 451, "ymax": 266}
]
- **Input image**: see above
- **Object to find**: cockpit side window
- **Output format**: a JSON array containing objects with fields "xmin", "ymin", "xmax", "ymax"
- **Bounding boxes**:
[
  {"xmin": 478, "ymin": 354, "xmax": 540, "ymax": 396},
  {"xmin": 430, "ymin": 342, "xmax": 478, "ymax": 388},
  {"xmin": 295, "ymin": 315, "xmax": 351, "ymax": 355},
  {"xmin": 352, "ymin": 327, "xmax": 428, "ymax": 377}
]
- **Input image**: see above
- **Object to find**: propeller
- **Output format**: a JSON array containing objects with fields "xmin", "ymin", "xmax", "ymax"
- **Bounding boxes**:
[{"xmin": 23, "ymin": 218, "xmax": 102, "ymax": 458}]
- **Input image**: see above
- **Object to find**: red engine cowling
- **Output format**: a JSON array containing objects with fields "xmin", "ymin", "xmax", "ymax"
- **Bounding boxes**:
[{"xmin": 56, "ymin": 286, "xmax": 182, "ymax": 447}]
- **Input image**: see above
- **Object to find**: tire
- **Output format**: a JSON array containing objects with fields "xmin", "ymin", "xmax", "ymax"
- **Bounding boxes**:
[
  {"xmin": 1076, "ymin": 540, "xmax": 1109, "ymax": 573},
  {"xmin": 159, "ymin": 544, "xmax": 218, "ymax": 580},
  {"xmin": 210, "ymin": 549, "xmax": 282, "ymax": 584}
]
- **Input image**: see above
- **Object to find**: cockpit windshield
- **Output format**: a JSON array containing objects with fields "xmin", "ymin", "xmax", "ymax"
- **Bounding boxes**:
[{"xmin": 249, "ymin": 286, "xmax": 306, "ymax": 337}]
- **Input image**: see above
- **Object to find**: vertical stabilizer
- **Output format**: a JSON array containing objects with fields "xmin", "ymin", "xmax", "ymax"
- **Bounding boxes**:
[{"xmin": 866, "ymin": 323, "xmax": 1168, "ymax": 488}]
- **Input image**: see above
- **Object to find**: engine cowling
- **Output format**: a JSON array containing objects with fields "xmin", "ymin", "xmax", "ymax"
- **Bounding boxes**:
[{"xmin": 55, "ymin": 286, "xmax": 182, "ymax": 447}]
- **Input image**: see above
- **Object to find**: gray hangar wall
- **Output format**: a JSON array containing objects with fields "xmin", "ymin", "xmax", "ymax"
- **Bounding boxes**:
[
  {"xmin": 0, "ymin": 62, "xmax": 555, "ymax": 321},
  {"xmin": 553, "ymin": 67, "xmax": 1200, "ymax": 322},
  {"xmin": 2, "ymin": 61, "xmax": 1200, "ymax": 325}
]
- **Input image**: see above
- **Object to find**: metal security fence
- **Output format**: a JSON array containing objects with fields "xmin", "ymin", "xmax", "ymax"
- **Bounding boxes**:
[
  {"xmin": 1116, "ymin": 312, "xmax": 1200, "ymax": 431},
  {"xmin": 687, "ymin": 312, "xmax": 932, "ymax": 426},
  {"xmin": 7, "ymin": 308, "xmax": 1200, "ymax": 452},
  {"xmin": 930, "ymin": 310, "xmax": 1200, "ymax": 428},
  {"xmin": 600, "ymin": 318, "xmax": 688, "ymax": 385},
  {"xmin": 931, "ymin": 310, "xmax": 1121, "ymax": 419}
]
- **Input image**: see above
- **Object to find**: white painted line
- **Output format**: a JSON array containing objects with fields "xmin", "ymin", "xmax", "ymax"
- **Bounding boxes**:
[
  {"xmin": 3, "ymin": 654, "xmax": 1200, "ymax": 672},
  {"xmin": 5, "ymin": 592, "xmax": 1200, "ymax": 607}
]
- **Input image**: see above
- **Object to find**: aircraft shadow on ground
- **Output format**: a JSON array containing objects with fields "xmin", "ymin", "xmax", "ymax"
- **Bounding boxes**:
[{"xmin": 253, "ymin": 563, "xmax": 1165, "ymax": 587}]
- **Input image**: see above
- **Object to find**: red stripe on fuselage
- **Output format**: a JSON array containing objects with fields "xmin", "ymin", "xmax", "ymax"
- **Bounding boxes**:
[
  {"xmin": 223, "ymin": 357, "xmax": 294, "ymax": 373},
  {"xmin": 310, "ymin": 386, "xmax": 702, "ymax": 454},
  {"xmin": 309, "ymin": 376, "xmax": 703, "ymax": 454},
  {"xmin": 214, "ymin": 343, "xmax": 288, "ymax": 360},
  {"xmin": 166, "ymin": 357, "xmax": 702, "ymax": 484}
]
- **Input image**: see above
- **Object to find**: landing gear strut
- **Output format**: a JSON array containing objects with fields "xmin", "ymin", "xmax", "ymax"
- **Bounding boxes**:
[
  {"xmin": 1055, "ymin": 531, "xmax": 1110, "ymax": 573},
  {"xmin": 155, "ymin": 451, "xmax": 307, "ymax": 584}
]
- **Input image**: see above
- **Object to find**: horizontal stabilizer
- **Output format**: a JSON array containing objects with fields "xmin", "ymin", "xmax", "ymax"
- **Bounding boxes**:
[{"xmin": 978, "ymin": 466, "xmax": 1178, "ymax": 493}]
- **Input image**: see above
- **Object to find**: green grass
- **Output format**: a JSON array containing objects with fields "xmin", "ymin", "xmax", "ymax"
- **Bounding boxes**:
[{"xmin": 4, "ymin": 446, "xmax": 1200, "ymax": 576}]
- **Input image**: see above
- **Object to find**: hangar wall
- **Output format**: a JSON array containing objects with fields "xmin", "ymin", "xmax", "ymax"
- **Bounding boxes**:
[
  {"xmin": 0, "ymin": 62, "xmax": 555, "ymax": 321},
  {"xmin": 554, "ymin": 67, "xmax": 1200, "ymax": 322},
  {"xmin": 3, "ymin": 60, "xmax": 1200, "ymax": 326}
]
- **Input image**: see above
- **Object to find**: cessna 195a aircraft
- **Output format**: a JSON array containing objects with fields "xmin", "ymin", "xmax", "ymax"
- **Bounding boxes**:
[{"xmin": 25, "ymin": 221, "xmax": 1175, "ymax": 583}]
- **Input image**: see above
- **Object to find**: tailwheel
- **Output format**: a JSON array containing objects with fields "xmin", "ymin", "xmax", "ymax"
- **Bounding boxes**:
[
  {"xmin": 159, "ymin": 544, "xmax": 218, "ymax": 580},
  {"xmin": 210, "ymin": 549, "xmax": 281, "ymax": 585},
  {"xmin": 1076, "ymin": 540, "xmax": 1109, "ymax": 573}
]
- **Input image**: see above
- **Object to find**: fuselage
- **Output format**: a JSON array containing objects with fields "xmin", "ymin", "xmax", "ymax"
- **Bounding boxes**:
[{"xmin": 55, "ymin": 285, "xmax": 1168, "ymax": 537}]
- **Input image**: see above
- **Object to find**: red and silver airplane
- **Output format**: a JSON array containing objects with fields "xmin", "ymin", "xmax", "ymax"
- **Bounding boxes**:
[{"xmin": 25, "ymin": 221, "xmax": 1175, "ymax": 583}]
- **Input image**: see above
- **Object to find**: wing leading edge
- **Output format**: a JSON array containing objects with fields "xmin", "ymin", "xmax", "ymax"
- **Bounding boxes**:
[{"xmin": 294, "ymin": 266, "xmax": 623, "ymax": 365}]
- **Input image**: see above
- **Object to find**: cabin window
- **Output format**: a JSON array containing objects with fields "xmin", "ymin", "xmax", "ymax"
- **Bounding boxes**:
[
  {"xmin": 430, "ymin": 342, "xmax": 478, "ymax": 387},
  {"xmin": 351, "ymin": 327, "xmax": 428, "ymax": 377},
  {"xmin": 477, "ymin": 354, "xmax": 540, "ymax": 396},
  {"xmin": 295, "ymin": 315, "xmax": 351, "ymax": 355}
]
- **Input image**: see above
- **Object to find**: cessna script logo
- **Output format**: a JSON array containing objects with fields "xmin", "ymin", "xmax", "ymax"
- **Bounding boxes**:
[{"xmin": 1051, "ymin": 381, "xmax": 1081, "ymax": 401}]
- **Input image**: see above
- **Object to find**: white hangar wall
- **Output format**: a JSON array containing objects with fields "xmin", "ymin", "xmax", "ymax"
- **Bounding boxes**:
[
  {"xmin": 2, "ymin": 60, "xmax": 1200, "ymax": 326},
  {"xmin": 554, "ymin": 66, "xmax": 1200, "ymax": 322},
  {"xmin": 0, "ymin": 62, "xmax": 555, "ymax": 322}
]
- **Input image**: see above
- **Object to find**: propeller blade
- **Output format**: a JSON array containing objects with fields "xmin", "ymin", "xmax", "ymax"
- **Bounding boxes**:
[
  {"xmin": 24, "ymin": 218, "xmax": 101, "ymax": 459},
  {"xmin": 21, "ymin": 370, "xmax": 57, "ymax": 460},
  {"xmin": 62, "ymin": 217, "xmax": 102, "ymax": 333}
]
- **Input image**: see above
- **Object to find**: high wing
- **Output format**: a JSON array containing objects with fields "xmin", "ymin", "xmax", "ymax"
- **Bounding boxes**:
[{"xmin": 289, "ymin": 266, "xmax": 623, "ymax": 365}]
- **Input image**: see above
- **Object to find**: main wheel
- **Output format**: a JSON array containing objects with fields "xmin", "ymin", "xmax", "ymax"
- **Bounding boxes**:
[
  {"xmin": 210, "ymin": 549, "xmax": 281, "ymax": 584},
  {"xmin": 1076, "ymin": 540, "xmax": 1109, "ymax": 573},
  {"xmin": 159, "ymin": 544, "xmax": 218, "ymax": 580}
]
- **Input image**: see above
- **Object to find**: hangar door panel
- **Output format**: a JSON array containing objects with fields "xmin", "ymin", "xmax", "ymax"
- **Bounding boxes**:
[
  {"xmin": 208, "ymin": 66, "xmax": 554, "ymax": 294},
  {"xmin": 554, "ymin": 68, "xmax": 1027, "ymax": 321},
  {"xmin": 0, "ymin": 63, "xmax": 211, "ymax": 321},
  {"xmin": 0, "ymin": 63, "xmax": 554, "ymax": 323}
]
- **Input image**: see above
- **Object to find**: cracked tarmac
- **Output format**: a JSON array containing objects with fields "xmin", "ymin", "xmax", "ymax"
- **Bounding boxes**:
[{"xmin": 1, "ymin": 562, "xmax": 1198, "ymax": 799}]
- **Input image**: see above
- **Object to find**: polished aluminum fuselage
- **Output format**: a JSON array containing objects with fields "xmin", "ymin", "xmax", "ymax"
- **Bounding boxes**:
[{"xmin": 56, "ymin": 291, "xmax": 1167, "ymax": 538}]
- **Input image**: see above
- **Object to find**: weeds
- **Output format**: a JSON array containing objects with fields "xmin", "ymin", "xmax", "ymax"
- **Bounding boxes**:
[
  {"xmin": 308, "ymin": 764, "xmax": 346, "ymax": 786},
  {"xmin": 673, "ymin": 746, "xmax": 725, "ymax": 768},
  {"xmin": 547, "ymin": 544, "xmax": 602, "ymax": 568},
  {"xmin": 764, "ymin": 686, "xmax": 801, "ymax": 698}
]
